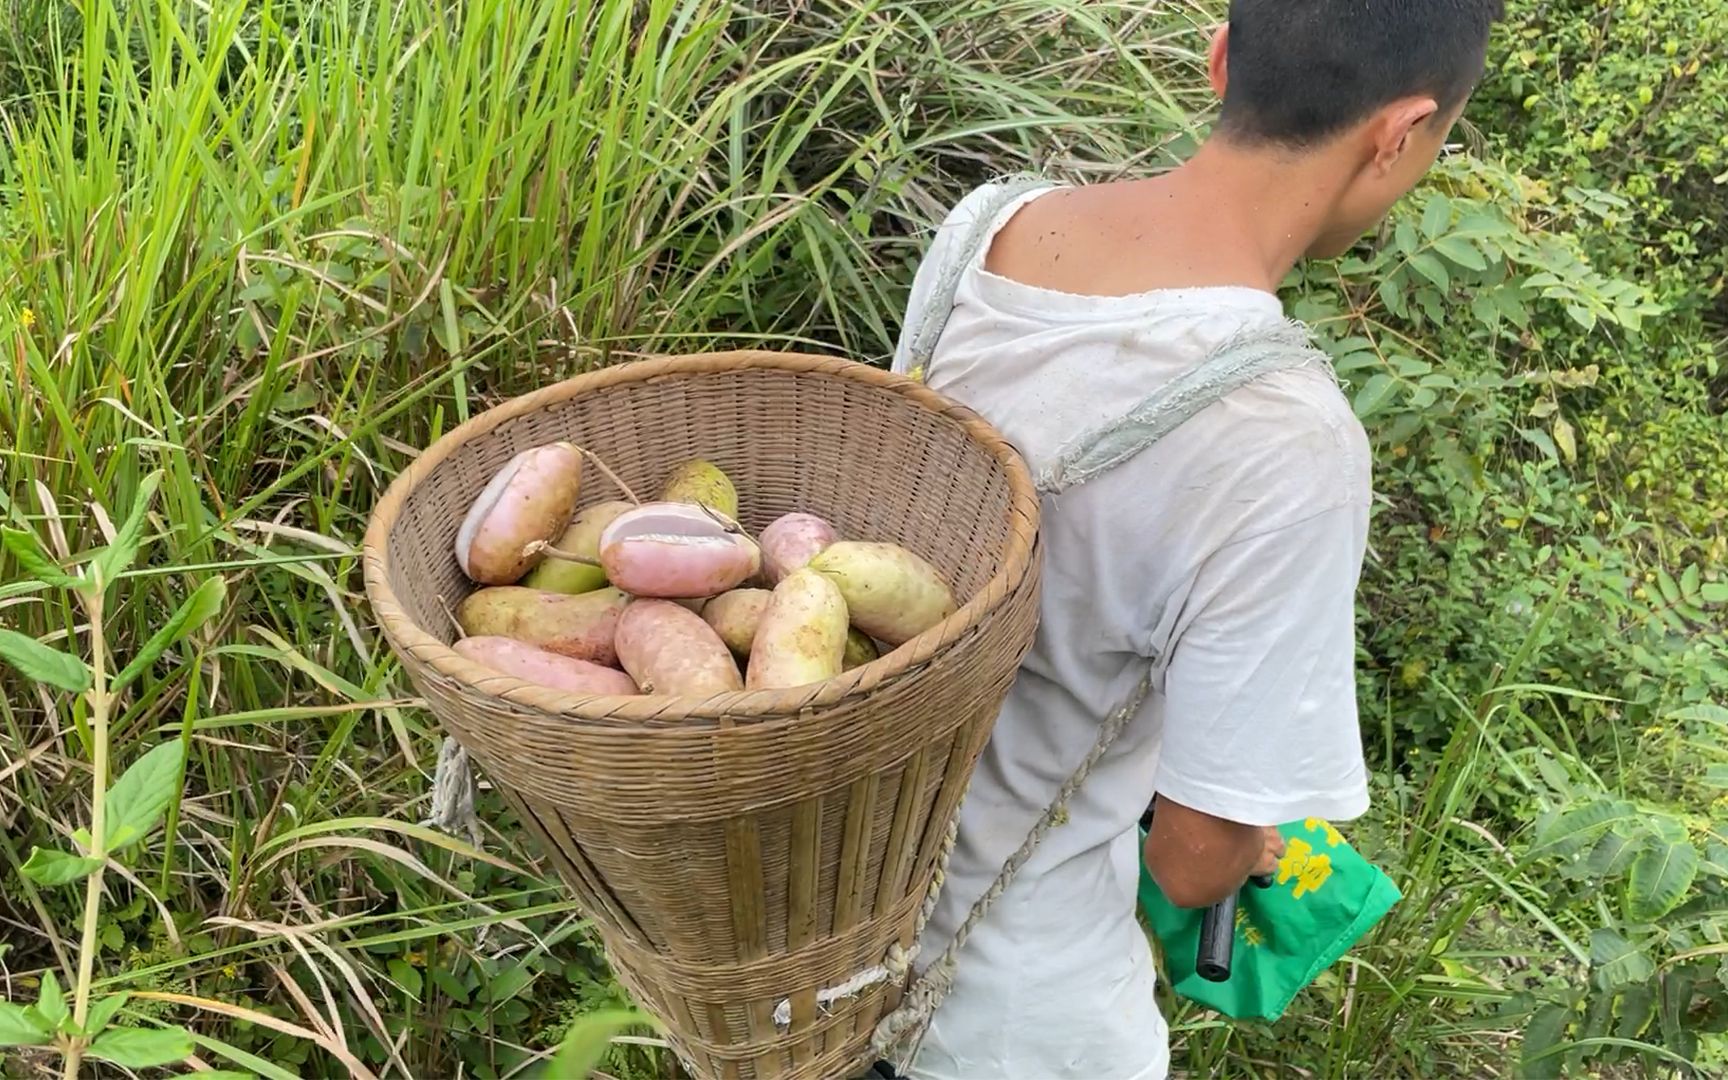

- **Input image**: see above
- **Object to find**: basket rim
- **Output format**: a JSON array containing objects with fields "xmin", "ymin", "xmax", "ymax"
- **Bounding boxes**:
[{"xmin": 361, "ymin": 349, "xmax": 1041, "ymax": 724}]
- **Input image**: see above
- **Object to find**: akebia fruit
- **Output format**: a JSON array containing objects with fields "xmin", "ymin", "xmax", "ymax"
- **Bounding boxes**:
[
  {"xmin": 703, "ymin": 588, "xmax": 772, "ymax": 656},
  {"xmin": 456, "ymin": 586, "xmax": 629, "ymax": 666},
  {"xmin": 455, "ymin": 442, "xmax": 585, "ymax": 585},
  {"xmin": 454, "ymin": 636, "xmax": 639, "ymax": 696},
  {"xmin": 809, "ymin": 541, "xmax": 957, "ymax": 646},
  {"xmin": 660, "ymin": 459, "xmax": 738, "ymax": 518},
  {"xmin": 522, "ymin": 500, "xmax": 632, "ymax": 595},
  {"xmin": 598, "ymin": 502, "xmax": 760, "ymax": 598},
  {"xmin": 758, "ymin": 512, "xmax": 838, "ymax": 584},
  {"xmin": 746, "ymin": 568, "xmax": 848, "ymax": 690},
  {"xmin": 615, "ymin": 600, "xmax": 744, "ymax": 696},
  {"xmin": 843, "ymin": 628, "xmax": 880, "ymax": 671}
]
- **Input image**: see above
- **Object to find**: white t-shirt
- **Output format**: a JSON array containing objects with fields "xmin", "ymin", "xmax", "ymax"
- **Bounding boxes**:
[{"xmin": 890, "ymin": 183, "xmax": 1373, "ymax": 1080}]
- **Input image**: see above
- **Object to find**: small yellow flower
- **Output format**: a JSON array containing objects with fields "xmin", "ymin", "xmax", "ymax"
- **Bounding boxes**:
[{"xmin": 20, "ymin": 308, "xmax": 35, "ymax": 329}]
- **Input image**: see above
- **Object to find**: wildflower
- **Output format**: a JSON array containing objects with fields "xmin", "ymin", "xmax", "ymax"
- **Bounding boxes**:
[{"xmin": 20, "ymin": 307, "xmax": 35, "ymax": 329}]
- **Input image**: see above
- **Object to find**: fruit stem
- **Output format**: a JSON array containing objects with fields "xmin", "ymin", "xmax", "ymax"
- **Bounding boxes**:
[
  {"xmin": 570, "ymin": 444, "xmax": 642, "ymax": 506},
  {"xmin": 522, "ymin": 540, "xmax": 602, "ymax": 566}
]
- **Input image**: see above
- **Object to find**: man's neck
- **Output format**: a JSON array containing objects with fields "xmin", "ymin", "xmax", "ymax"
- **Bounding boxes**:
[{"xmin": 1155, "ymin": 136, "xmax": 1346, "ymax": 291}]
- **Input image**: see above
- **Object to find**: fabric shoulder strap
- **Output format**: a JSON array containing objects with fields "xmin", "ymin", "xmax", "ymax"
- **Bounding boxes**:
[{"xmin": 901, "ymin": 173, "xmax": 1055, "ymax": 380}]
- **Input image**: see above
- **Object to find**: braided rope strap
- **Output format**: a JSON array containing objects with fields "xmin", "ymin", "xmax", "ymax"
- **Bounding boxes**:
[{"xmin": 869, "ymin": 675, "xmax": 1152, "ymax": 1062}]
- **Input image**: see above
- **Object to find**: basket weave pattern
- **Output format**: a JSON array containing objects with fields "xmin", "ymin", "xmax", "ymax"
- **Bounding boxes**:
[{"xmin": 363, "ymin": 352, "xmax": 1041, "ymax": 1078}]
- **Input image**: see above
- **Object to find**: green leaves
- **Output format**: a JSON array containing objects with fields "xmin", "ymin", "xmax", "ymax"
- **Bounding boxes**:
[
  {"xmin": 85, "ymin": 994, "xmax": 130, "ymax": 1037},
  {"xmin": 1353, "ymin": 374, "xmax": 1399, "ymax": 419},
  {"xmin": 112, "ymin": 575, "xmax": 226, "ymax": 694},
  {"xmin": 29, "ymin": 743, "xmax": 184, "ymax": 879},
  {"xmin": 1, "ymin": 527, "xmax": 81, "ymax": 588},
  {"xmin": 0, "ymin": 1002, "xmax": 51, "ymax": 1047},
  {"xmin": 1626, "ymin": 838, "xmax": 1699, "ymax": 922},
  {"xmin": 20, "ymin": 847, "xmax": 101, "ymax": 886},
  {"xmin": 101, "ymin": 742, "xmax": 186, "ymax": 853},
  {"xmin": 88, "ymin": 1025, "xmax": 195, "ymax": 1068},
  {"xmin": 542, "ymin": 1009, "xmax": 649, "ymax": 1080},
  {"xmin": 0, "ymin": 629, "xmax": 91, "ymax": 692},
  {"xmin": 91, "ymin": 470, "xmax": 164, "ymax": 586},
  {"xmin": 1590, "ymin": 928, "xmax": 1655, "ymax": 991}
]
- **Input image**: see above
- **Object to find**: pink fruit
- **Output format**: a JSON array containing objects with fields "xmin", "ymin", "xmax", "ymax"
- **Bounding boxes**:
[
  {"xmin": 454, "ymin": 636, "xmax": 639, "ymax": 696},
  {"xmin": 758, "ymin": 512, "xmax": 839, "ymax": 584},
  {"xmin": 614, "ymin": 600, "xmax": 743, "ymax": 696},
  {"xmin": 455, "ymin": 442, "xmax": 585, "ymax": 585},
  {"xmin": 599, "ymin": 502, "xmax": 760, "ymax": 599}
]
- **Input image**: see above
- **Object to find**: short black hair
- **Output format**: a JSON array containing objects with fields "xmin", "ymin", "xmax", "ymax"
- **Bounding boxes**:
[{"xmin": 1216, "ymin": 0, "xmax": 1504, "ymax": 147}]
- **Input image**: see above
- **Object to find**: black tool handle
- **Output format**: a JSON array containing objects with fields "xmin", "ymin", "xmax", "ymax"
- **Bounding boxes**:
[
  {"xmin": 1195, "ymin": 873, "xmax": 1275, "ymax": 982},
  {"xmin": 1195, "ymin": 891, "xmax": 1238, "ymax": 982}
]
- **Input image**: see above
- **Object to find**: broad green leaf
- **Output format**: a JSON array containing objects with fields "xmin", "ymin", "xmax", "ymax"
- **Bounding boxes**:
[
  {"xmin": 388, "ymin": 958, "xmax": 424, "ymax": 999},
  {"xmin": 1703, "ymin": 765, "xmax": 1728, "ymax": 789},
  {"xmin": 0, "ymin": 1002, "xmax": 51, "ymax": 1047},
  {"xmin": 1702, "ymin": 841, "xmax": 1728, "ymax": 879},
  {"xmin": 88, "ymin": 1025, "xmax": 195, "ymax": 1068},
  {"xmin": 1590, "ymin": 928, "xmax": 1655, "ymax": 991},
  {"xmin": 1377, "ymin": 277, "xmax": 1407, "ymax": 317},
  {"xmin": 1626, "ymin": 839, "xmax": 1699, "ymax": 922},
  {"xmin": 1656, "ymin": 569, "xmax": 1681, "ymax": 606},
  {"xmin": 1587, "ymin": 829, "xmax": 1645, "ymax": 878},
  {"xmin": 1433, "ymin": 234, "xmax": 1487, "ymax": 270},
  {"xmin": 1520, "ymin": 427, "xmax": 1559, "ymax": 462},
  {"xmin": 103, "ymin": 742, "xmax": 186, "ymax": 853},
  {"xmin": 1420, "ymin": 194, "xmax": 1452, "ymax": 240},
  {"xmin": 1353, "ymin": 374, "xmax": 1398, "ymax": 419},
  {"xmin": 1701, "ymin": 583, "xmax": 1728, "ymax": 605},
  {"xmin": 1535, "ymin": 799, "xmax": 1639, "ymax": 856},
  {"xmin": 112, "ymin": 576, "xmax": 226, "ymax": 694},
  {"xmin": 93, "ymin": 470, "xmax": 164, "ymax": 583},
  {"xmin": 20, "ymin": 847, "xmax": 101, "ymax": 886},
  {"xmin": 84, "ymin": 993, "xmax": 129, "ymax": 1037},
  {"xmin": 36, "ymin": 971, "xmax": 66, "ymax": 1029},
  {"xmin": 1394, "ymin": 220, "xmax": 1418, "ymax": 255},
  {"xmin": 1681, "ymin": 564, "xmax": 1701, "ymax": 601},
  {"xmin": 1409, "ymin": 251, "xmax": 1450, "ymax": 290},
  {"xmin": 544, "ymin": 1009, "xmax": 650, "ymax": 1080},
  {"xmin": 1520, "ymin": 1002, "xmax": 1570, "ymax": 1080},
  {"xmin": 1, "ymin": 527, "xmax": 82, "ymax": 588},
  {"xmin": 1493, "ymin": 288, "xmax": 1531, "ymax": 328},
  {"xmin": 0, "ymin": 629, "xmax": 91, "ymax": 692}
]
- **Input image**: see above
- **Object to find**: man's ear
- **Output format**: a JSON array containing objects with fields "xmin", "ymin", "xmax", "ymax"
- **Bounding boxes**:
[
  {"xmin": 1207, "ymin": 23, "xmax": 1230, "ymax": 101},
  {"xmin": 1371, "ymin": 97, "xmax": 1442, "ymax": 172}
]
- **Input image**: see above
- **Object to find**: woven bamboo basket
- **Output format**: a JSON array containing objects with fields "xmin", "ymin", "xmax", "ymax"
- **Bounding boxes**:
[{"xmin": 362, "ymin": 351, "xmax": 1041, "ymax": 1079}]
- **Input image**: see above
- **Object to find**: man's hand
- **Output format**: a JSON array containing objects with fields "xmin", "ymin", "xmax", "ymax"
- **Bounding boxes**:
[
  {"xmin": 1142, "ymin": 795, "xmax": 1281, "ymax": 908},
  {"xmin": 1251, "ymin": 825, "xmax": 1286, "ymax": 878}
]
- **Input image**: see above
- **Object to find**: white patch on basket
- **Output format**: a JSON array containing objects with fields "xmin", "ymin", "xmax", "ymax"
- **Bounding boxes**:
[{"xmin": 770, "ymin": 942, "xmax": 919, "ymax": 1029}]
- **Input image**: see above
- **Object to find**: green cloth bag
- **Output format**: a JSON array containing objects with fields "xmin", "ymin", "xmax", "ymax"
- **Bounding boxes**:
[{"xmin": 1136, "ymin": 817, "xmax": 1402, "ymax": 1022}]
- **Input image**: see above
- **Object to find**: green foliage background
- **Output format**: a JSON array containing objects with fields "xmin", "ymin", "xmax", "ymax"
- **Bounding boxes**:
[{"xmin": 1, "ymin": 0, "xmax": 1724, "ymax": 1076}]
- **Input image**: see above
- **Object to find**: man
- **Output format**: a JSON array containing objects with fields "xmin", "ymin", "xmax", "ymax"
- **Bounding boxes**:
[{"xmin": 886, "ymin": 3, "xmax": 1503, "ymax": 1077}]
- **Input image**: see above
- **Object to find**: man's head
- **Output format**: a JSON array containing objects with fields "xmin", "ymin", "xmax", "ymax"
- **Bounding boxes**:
[{"xmin": 1208, "ymin": 0, "xmax": 1504, "ymax": 257}]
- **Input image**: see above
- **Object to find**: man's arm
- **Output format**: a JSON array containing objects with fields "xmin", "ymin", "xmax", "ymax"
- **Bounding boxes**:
[{"xmin": 1142, "ymin": 794, "xmax": 1284, "ymax": 908}]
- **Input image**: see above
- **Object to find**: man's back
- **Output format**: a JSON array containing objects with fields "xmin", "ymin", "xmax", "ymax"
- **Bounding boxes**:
[{"xmin": 890, "ymin": 182, "xmax": 1371, "ymax": 1079}]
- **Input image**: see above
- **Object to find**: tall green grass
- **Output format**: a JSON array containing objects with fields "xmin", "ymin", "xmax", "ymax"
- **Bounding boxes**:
[{"xmin": 0, "ymin": 2, "xmax": 1223, "ymax": 1075}]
